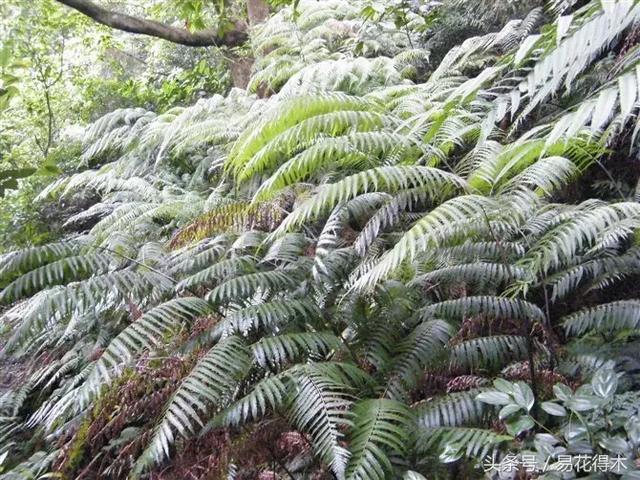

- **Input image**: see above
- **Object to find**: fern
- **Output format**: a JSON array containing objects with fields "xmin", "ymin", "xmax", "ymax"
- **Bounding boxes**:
[
  {"xmin": 252, "ymin": 331, "xmax": 341, "ymax": 368},
  {"xmin": 287, "ymin": 365, "xmax": 353, "ymax": 480},
  {"xmin": 135, "ymin": 336, "xmax": 251, "ymax": 472},
  {"xmin": 415, "ymin": 390, "xmax": 490, "ymax": 429},
  {"xmin": 384, "ymin": 320, "xmax": 452, "ymax": 400},
  {"xmin": 206, "ymin": 267, "xmax": 307, "ymax": 304},
  {"xmin": 563, "ymin": 300, "xmax": 640, "ymax": 337},
  {"xmin": 87, "ymin": 297, "xmax": 212, "ymax": 389},
  {"xmin": 0, "ymin": 252, "xmax": 114, "ymax": 304},
  {"xmin": 3, "ymin": 1, "xmax": 640, "ymax": 478},
  {"xmin": 416, "ymin": 427, "xmax": 511, "ymax": 461},
  {"xmin": 422, "ymin": 296, "xmax": 545, "ymax": 323},
  {"xmin": 271, "ymin": 166, "xmax": 467, "ymax": 238},
  {"xmin": 449, "ymin": 335, "xmax": 530, "ymax": 372},
  {"xmin": 345, "ymin": 399, "xmax": 413, "ymax": 480}
]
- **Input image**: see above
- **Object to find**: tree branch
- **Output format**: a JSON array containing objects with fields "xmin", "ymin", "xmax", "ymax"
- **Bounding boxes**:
[{"xmin": 54, "ymin": 0, "xmax": 248, "ymax": 47}]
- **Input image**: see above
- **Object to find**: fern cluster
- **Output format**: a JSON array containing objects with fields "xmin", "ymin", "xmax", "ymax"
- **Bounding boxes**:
[{"xmin": 1, "ymin": 0, "xmax": 640, "ymax": 478}]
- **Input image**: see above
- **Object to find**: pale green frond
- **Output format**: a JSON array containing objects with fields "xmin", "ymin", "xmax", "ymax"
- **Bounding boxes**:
[
  {"xmin": 422, "ymin": 296, "xmax": 545, "ymax": 323},
  {"xmin": 563, "ymin": 300, "xmax": 640, "ymax": 337},
  {"xmin": 414, "ymin": 390, "xmax": 489, "ymax": 429},
  {"xmin": 345, "ymin": 398, "xmax": 413, "ymax": 480},
  {"xmin": 237, "ymin": 110, "xmax": 388, "ymax": 182},
  {"xmin": 0, "ymin": 252, "xmax": 113, "ymax": 304},
  {"xmin": 135, "ymin": 336, "xmax": 251, "ymax": 473},
  {"xmin": 287, "ymin": 365, "xmax": 353, "ymax": 480},
  {"xmin": 227, "ymin": 93, "xmax": 377, "ymax": 177},
  {"xmin": 252, "ymin": 331, "xmax": 341, "ymax": 368},
  {"xmin": 271, "ymin": 166, "xmax": 467, "ymax": 239},
  {"xmin": 449, "ymin": 336, "xmax": 530, "ymax": 372},
  {"xmin": 497, "ymin": 156, "xmax": 579, "ymax": 195},
  {"xmin": 278, "ymin": 57, "xmax": 405, "ymax": 97},
  {"xmin": 206, "ymin": 265, "xmax": 308, "ymax": 304},
  {"xmin": 253, "ymin": 131, "xmax": 415, "ymax": 201}
]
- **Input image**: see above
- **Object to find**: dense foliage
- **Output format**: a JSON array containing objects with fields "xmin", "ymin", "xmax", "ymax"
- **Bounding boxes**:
[{"xmin": 1, "ymin": 0, "xmax": 640, "ymax": 478}]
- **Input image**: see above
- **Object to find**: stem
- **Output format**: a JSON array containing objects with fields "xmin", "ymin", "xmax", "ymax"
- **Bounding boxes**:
[
  {"xmin": 541, "ymin": 282, "xmax": 557, "ymax": 371},
  {"xmin": 480, "ymin": 206, "xmax": 540, "ymax": 416},
  {"xmin": 42, "ymin": 87, "xmax": 54, "ymax": 157}
]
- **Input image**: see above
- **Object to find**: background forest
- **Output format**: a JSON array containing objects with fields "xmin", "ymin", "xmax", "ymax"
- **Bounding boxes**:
[{"xmin": 1, "ymin": 0, "xmax": 640, "ymax": 478}]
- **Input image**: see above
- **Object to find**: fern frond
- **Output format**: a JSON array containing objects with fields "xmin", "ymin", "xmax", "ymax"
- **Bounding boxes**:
[
  {"xmin": 3, "ymin": 270, "xmax": 172, "ymax": 353},
  {"xmin": 228, "ymin": 93, "xmax": 376, "ymax": 177},
  {"xmin": 236, "ymin": 110, "xmax": 388, "ymax": 182},
  {"xmin": 225, "ymin": 298, "xmax": 321, "ymax": 333},
  {"xmin": 416, "ymin": 427, "xmax": 511, "ymax": 461},
  {"xmin": 176, "ymin": 255, "xmax": 256, "ymax": 292},
  {"xmin": 563, "ymin": 300, "xmax": 640, "ymax": 337},
  {"xmin": 518, "ymin": 202, "xmax": 640, "ymax": 275},
  {"xmin": 385, "ymin": 320, "xmax": 452, "ymax": 400},
  {"xmin": 135, "ymin": 336, "xmax": 251, "ymax": 472},
  {"xmin": 86, "ymin": 297, "xmax": 212, "ymax": 390},
  {"xmin": 353, "ymin": 195, "xmax": 500, "ymax": 290},
  {"xmin": 0, "ymin": 238, "xmax": 90, "ymax": 286},
  {"xmin": 206, "ymin": 266, "xmax": 307, "ymax": 304},
  {"xmin": 287, "ymin": 365, "xmax": 353, "ymax": 480},
  {"xmin": 271, "ymin": 166, "xmax": 467, "ymax": 238},
  {"xmin": 415, "ymin": 390, "xmax": 489, "ymax": 429},
  {"xmin": 410, "ymin": 262, "xmax": 526, "ymax": 289},
  {"xmin": 449, "ymin": 336, "xmax": 530, "ymax": 372},
  {"xmin": 252, "ymin": 331, "xmax": 341, "ymax": 368},
  {"xmin": 253, "ymin": 131, "xmax": 415, "ymax": 201},
  {"xmin": 345, "ymin": 399, "xmax": 413, "ymax": 480},
  {"xmin": 0, "ymin": 252, "xmax": 113, "ymax": 305}
]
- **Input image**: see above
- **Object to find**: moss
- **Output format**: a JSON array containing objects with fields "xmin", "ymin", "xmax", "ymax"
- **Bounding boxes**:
[{"xmin": 63, "ymin": 417, "xmax": 91, "ymax": 476}]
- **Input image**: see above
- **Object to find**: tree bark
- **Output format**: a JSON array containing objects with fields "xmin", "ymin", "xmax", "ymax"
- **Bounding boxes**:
[
  {"xmin": 55, "ymin": 0, "xmax": 248, "ymax": 47},
  {"xmin": 247, "ymin": 0, "xmax": 270, "ymax": 26}
]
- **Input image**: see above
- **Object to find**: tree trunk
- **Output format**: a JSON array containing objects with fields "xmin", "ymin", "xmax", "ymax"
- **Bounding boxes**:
[
  {"xmin": 231, "ymin": 0, "xmax": 270, "ymax": 89},
  {"xmin": 247, "ymin": 0, "xmax": 270, "ymax": 25}
]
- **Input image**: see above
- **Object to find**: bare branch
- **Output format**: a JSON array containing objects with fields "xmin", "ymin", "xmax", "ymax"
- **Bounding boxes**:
[{"xmin": 55, "ymin": 0, "xmax": 248, "ymax": 47}]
